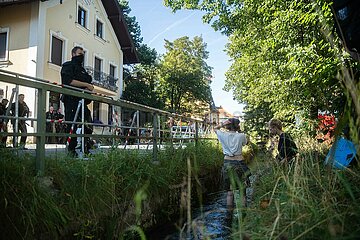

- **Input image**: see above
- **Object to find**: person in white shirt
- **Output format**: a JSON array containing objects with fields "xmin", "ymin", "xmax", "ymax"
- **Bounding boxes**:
[{"xmin": 214, "ymin": 118, "xmax": 251, "ymax": 212}]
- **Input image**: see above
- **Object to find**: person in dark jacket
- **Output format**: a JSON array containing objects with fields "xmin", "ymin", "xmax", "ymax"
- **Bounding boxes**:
[
  {"xmin": 0, "ymin": 99, "xmax": 9, "ymax": 147},
  {"xmin": 45, "ymin": 106, "xmax": 56, "ymax": 143},
  {"xmin": 268, "ymin": 118, "xmax": 298, "ymax": 164},
  {"xmin": 61, "ymin": 46, "xmax": 94, "ymax": 156},
  {"xmin": 10, "ymin": 94, "xmax": 29, "ymax": 149},
  {"xmin": 55, "ymin": 108, "xmax": 66, "ymax": 144}
]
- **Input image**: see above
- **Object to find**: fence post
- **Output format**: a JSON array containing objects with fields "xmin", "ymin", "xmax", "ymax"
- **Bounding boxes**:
[
  {"xmin": 152, "ymin": 113, "xmax": 158, "ymax": 162},
  {"xmin": 14, "ymin": 86, "xmax": 19, "ymax": 147},
  {"xmin": 36, "ymin": 88, "xmax": 46, "ymax": 175},
  {"xmin": 136, "ymin": 110, "xmax": 140, "ymax": 148},
  {"xmin": 195, "ymin": 121, "xmax": 199, "ymax": 146}
]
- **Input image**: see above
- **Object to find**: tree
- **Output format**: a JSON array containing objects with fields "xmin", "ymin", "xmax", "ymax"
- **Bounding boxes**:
[
  {"xmin": 243, "ymin": 102, "xmax": 273, "ymax": 141},
  {"xmin": 164, "ymin": 0, "xmax": 346, "ymax": 126},
  {"xmin": 158, "ymin": 36, "xmax": 212, "ymax": 114},
  {"xmin": 118, "ymin": 0, "xmax": 142, "ymax": 48}
]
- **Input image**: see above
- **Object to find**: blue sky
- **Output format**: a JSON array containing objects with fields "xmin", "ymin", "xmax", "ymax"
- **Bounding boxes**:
[{"xmin": 129, "ymin": 0, "xmax": 245, "ymax": 116}]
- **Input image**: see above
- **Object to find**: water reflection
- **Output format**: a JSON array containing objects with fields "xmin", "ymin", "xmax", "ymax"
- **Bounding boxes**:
[{"xmin": 151, "ymin": 192, "xmax": 234, "ymax": 240}]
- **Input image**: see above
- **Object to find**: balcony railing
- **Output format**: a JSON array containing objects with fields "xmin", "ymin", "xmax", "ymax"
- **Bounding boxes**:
[{"xmin": 85, "ymin": 66, "xmax": 118, "ymax": 92}]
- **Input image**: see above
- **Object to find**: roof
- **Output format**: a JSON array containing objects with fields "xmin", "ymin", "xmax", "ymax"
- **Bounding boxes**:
[
  {"xmin": 0, "ymin": 0, "xmax": 39, "ymax": 5},
  {"xmin": 217, "ymin": 106, "xmax": 234, "ymax": 117},
  {"xmin": 101, "ymin": 0, "xmax": 139, "ymax": 64},
  {"xmin": 0, "ymin": 0, "xmax": 139, "ymax": 64}
]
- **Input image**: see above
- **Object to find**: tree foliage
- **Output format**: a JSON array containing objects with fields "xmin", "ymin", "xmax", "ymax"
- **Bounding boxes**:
[
  {"xmin": 118, "ymin": 0, "xmax": 142, "ymax": 48},
  {"xmin": 243, "ymin": 102, "xmax": 273, "ymax": 141},
  {"xmin": 164, "ymin": 0, "xmax": 346, "ymax": 125},
  {"xmin": 158, "ymin": 36, "xmax": 212, "ymax": 114}
]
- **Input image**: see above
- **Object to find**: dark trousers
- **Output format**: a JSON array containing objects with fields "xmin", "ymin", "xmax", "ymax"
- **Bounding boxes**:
[
  {"xmin": 46, "ymin": 122, "xmax": 55, "ymax": 143},
  {"xmin": 64, "ymin": 100, "xmax": 93, "ymax": 153},
  {"xmin": 12, "ymin": 121, "xmax": 27, "ymax": 147},
  {"xmin": 0, "ymin": 122, "xmax": 7, "ymax": 146},
  {"xmin": 55, "ymin": 122, "xmax": 67, "ymax": 144},
  {"xmin": 222, "ymin": 160, "xmax": 251, "ymax": 191}
]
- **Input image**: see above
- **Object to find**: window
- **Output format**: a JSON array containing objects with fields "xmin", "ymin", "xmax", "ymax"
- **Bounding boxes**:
[
  {"xmin": 109, "ymin": 64, "xmax": 116, "ymax": 87},
  {"xmin": 51, "ymin": 36, "xmax": 63, "ymax": 66},
  {"xmin": 109, "ymin": 64, "xmax": 116, "ymax": 77},
  {"xmin": 93, "ymin": 101, "xmax": 100, "ymax": 121},
  {"xmin": 96, "ymin": 20, "xmax": 103, "ymax": 38},
  {"xmin": 108, "ymin": 105, "xmax": 113, "ymax": 125},
  {"xmin": 78, "ymin": 6, "xmax": 87, "ymax": 28},
  {"xmin": 94, "ymin": 57, "xmax": 102, "ymax": 81},
  {"xmin": 82, "ymin": 50, "xmax": 86, "ymax": 66},
  {"xmin": 0, "ymin": 30, "xmax": 9, "ymax": 61}
]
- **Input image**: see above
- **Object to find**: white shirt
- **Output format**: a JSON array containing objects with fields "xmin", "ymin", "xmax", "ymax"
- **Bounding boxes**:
[{"xmin": 216, "ymin": 130, "xmax": 247, "ymax": 157}]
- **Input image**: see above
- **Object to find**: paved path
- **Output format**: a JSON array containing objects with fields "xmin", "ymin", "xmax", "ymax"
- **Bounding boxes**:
[{"xmin": 2, "ymin": 143, "xmax": 175, "ymax": 158}]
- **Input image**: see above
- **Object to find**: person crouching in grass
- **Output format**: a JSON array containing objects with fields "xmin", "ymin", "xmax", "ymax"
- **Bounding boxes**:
[{"xmin": 268, "ymin": 118, "xmax": 298, "ymax": 165}]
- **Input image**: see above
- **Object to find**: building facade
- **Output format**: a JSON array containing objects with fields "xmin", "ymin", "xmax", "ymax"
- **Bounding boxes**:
[{"xmin": 0, "ymin": 0, "xmax": 138, "ymax": 135}]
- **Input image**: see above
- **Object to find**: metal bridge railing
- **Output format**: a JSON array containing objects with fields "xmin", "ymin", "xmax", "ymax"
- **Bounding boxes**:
[{"xmin": 0, "ymin": 69, "xmax": 216, "ymax": 175}]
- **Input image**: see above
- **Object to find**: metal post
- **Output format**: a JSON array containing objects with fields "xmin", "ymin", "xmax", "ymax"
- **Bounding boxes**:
[
  {"xmin": 170, "ymin": 116, "xmax": 173, "ymax": 148},
  {"xmin": 36, "ymin": 88, "xmax": 46, "ymax": 175},
  {"xmin": 4, "ymin": 88, "xmax": 15, "ymax": 124},
  {"xmin": 14, "ymin": 86, "xmax": 19, "ymax": 147},
  {"xmin": 81, "ymin": 98, "xmax": 85, "ymax": 155},
  {"xmin": 112, "ymin": 105, "xmax": 116, "ymax": 146},
  {"xmin": 119, "ymin": 106, "xmax": 122, "ymax": 145},
  {"xmin": 152, "ymin": 113, "xmax": 158, "ymax": 162},
  {"xmin": 124, "ymin": 111, "xmax": 137, "ymax": 149},
  {"xmin": 195, "ymin": 121, "xmax": 199, "ymax": 146},
  {"xmin": 158, "ymin": 115, "xmax": 161, "ymax": 148},
  {"xmin": 136, "ymin": 110, "xmax": 140, "ymax": 148}
]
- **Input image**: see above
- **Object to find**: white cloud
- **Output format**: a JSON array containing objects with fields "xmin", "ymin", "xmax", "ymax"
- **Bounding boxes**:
[{"xmin": 148, "ymin": 12, "xmax": 196, "ymax": 45}]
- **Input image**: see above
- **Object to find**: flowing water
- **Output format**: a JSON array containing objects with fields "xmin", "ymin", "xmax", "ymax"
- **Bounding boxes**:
[
  {"xmin": 147, "ymin": 191, "xmax": 238, "ymax": 240},
  {"xmin": 146, "ymin": 174, "xmax": 257, "ymax": 240}
]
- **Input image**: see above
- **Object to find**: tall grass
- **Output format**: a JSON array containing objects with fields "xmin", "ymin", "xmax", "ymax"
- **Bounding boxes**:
[
  {"xmin": 236, "ymin": 137, "xmax": 360, "ymax": 239},
  {"xmin": 0, "ymin": 141, "xmax": 223, "ymax": 239}
]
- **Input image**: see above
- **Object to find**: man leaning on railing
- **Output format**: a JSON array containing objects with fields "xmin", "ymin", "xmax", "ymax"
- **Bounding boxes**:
[{"xmin": 60, "ymin": 46, "xmax": 94, "ymax": 157}]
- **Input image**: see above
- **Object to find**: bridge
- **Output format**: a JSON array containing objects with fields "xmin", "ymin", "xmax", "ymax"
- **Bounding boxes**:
[{"xmin": 0, "ymin": 69, "xmax": 217, "ymax": 174}]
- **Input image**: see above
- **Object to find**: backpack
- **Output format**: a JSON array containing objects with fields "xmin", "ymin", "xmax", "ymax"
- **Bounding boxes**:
[
  {"xmin": 332, "ymin": 0, "xmax": 360, "ymax": 52},
  {"xmin": 324, "ymin": 137, "xmax": 357, "ymax": 169}
]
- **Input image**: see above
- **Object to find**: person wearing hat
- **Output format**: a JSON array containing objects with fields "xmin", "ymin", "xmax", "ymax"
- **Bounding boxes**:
[{"xmin": 214, "ymin": 118, "xmax": 251, "ymax": 212}]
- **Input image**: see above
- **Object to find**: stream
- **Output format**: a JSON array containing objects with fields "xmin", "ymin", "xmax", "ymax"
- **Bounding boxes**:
[{"xmin": 146, "ymin": 191, "xmax": 239, "ymax": 240}]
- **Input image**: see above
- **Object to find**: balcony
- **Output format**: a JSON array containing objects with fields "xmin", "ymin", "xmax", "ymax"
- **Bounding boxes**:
[{"xmin": 85, "ymin": 66, "xmax": 118, "ymax": 92}]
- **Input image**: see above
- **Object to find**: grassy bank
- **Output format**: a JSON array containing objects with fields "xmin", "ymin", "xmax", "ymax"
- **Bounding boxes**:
[
  {"xmin": 0, "ymin": 141, "xmax": 223, "ymax": 239},
  {"xmin": 236, "ymin": 138, "xmax": 360, "ymax": 240},
  {"xmin": 3, "ymin": 137, "xmax": 358, "ymax": 239}
]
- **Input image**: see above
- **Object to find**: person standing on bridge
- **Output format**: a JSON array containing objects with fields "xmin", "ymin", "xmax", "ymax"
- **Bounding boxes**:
[
  {"xmin": 45, "ymin": 106, "xmax": 56, "ymax": 143},
  {"xmin": 214, "ymin": 118, "xmax": 251, "ymax": 213},
  {"xmin": 0, "ymin": 98, "xmax": 9, "ymax": 148},
  {"xmin": 10, "ymin": 94, "xmax": 29, "ymax": 149},
  {"xmin": 61, "ymin": 46, "xmax": 94, "ymax": 157},
  {"xmin": 55, "ymin": 108, "xmax": 66, "ymax": 144}
]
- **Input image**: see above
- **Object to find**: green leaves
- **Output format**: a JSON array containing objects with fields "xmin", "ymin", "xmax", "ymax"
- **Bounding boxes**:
[
  {"xmin": 166, "ymin": 0, "xmax": 345, "ymax": 125},
  {"xmin": 158, "ymin": 36, "xmax": 212, "ymax": 114}
]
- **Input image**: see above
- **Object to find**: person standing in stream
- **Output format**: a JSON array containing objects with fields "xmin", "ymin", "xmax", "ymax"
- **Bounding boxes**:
[{"xmin": 214, "ymin": 118, "xmax": 252, "ymax": 213}]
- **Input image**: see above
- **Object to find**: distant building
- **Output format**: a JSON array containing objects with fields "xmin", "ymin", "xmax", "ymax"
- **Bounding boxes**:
[
  {"xmin": 0, "ymin": 0, "xmax": 139, "ymax": 139},
  {"xmin": 203, "ymin": 105, "xmax": 235, "ymax": 126},
  {"xmin": 217, "ymin": 105, "xmax": 234, "ymax": 121}
]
